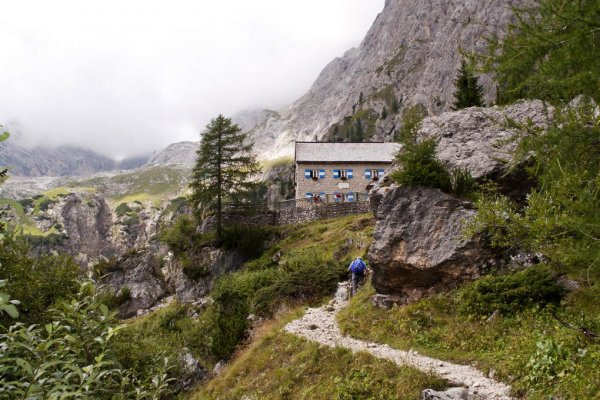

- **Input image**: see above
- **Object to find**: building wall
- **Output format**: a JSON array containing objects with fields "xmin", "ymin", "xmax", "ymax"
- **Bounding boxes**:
[{"xmin": 295, "ymin": 162, "xmax": 391, "ymax": 199}]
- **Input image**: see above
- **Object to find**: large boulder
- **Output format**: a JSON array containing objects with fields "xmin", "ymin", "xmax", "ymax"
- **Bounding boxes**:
[
  {"xmin": 419, "ymin": 100, "xmax": 553, "ymax": 179},
  {"xmin": 368, "ymin": 185, "xmax": 500, "ymax": 298}
]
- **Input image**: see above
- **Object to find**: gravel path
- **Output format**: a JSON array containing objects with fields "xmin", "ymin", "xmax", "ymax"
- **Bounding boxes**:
[{"xmin": 284, "ymin": 282, "xmax": 513, "ymax": 400}]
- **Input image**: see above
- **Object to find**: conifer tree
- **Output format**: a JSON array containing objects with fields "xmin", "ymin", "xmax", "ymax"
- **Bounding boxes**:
[
  {"xmin": 190, "ymin": 115, "xmax": 260, "ymax": 239},
  {"xmin": 486, "ymin": 0, "xmax": 600, "ymax": 104},
  {"xmin": 452, "ymin": 60, "xmax": 485, "ymax": 110},
  {"xmin": 381, "ymin": 106, "xmax": 388, "ymax": 119}
]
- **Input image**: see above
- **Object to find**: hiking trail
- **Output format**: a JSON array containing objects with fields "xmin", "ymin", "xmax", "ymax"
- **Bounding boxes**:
[{"xmin": 284, "ymin": 282, "xmax": 513, "ymax": 400}]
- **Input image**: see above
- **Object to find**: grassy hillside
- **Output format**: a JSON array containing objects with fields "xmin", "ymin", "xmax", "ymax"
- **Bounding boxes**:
[
  {"xmin": 338, "ymin": 282, "xmax": 600, "ymax": 399},
  {"xmin": 193, "ymin": 313, "xmax": 447, "ymax": 400}
]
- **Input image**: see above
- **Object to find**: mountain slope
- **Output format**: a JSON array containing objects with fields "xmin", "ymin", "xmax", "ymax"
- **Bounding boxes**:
[{"xmin": 248, "ymin": 0, "xmax": 517, "ymax": 160}]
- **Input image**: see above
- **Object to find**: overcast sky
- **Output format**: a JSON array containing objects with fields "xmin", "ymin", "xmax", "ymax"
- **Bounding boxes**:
[{"xmin": 0, "ymin": 0, "xmax": 384, "ymax": 160}]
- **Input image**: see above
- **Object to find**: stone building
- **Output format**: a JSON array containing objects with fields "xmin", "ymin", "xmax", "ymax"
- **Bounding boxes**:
[{"xmin": 294, "ymin": 142, "xmax": 401, "ymax": 201}]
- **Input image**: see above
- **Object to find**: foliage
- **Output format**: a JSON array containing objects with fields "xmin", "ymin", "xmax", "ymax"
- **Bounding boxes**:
[
  {"xmin": 116, "ymin": 202, "xmax": 133, "ymax": 217},
  {"xmin": 190, "ymin": 115, "xmax": 261, "ymax": 238},
  {"xmin": 484, "ymin": 0, "xmax": 600, "ymax": 104},
  {"xmin": 253, "ymin": 253, "xmax": 345, "ymax": 316},
  {"xmin": 392, "ymin": 105, "xmax": 452, "ymax": 191},
  {"xmin": 457, "ymin": 265, "xmax": 565, "ymax": 317},
  {"xmin": 0, "ymin": 236, "xmax": 80, "ymax": 325},
  {"xmin": 0, "ymin": 280, "xmax": 19, "ymax": 319},
  {"xmin": 221, "ymin": 225, "xmax": 274, "ymax": 260},
  {"xmin": 466, "ymin": 102, "xmax": 600, "ymax": 283},
  {"xmin": 113, "ymin": 302, "xmax": 209, "ymax": 383},
  {"xmin": 0, "ymin": 282, "xmax": 175, "ymax": 399},
  {"xmin": 195, "ymin": 320, "xmax": 447, "ymax": 400},
  {"xmin": 391, "ymin": 138, "xmax": 452, "ymax": 192},
  {"xmin": 450, "ymin": 167, "xmax": 477, "ymax": 198},
  {"xmin": 452, "ymin": 59, "xmax": 485, "ymax": 110}
]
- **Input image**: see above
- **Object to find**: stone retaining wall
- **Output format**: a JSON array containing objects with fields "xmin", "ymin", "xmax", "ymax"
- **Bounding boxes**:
[{"xmin": 222, "ymin": 201, "xmax": 371, "ymax": 227}]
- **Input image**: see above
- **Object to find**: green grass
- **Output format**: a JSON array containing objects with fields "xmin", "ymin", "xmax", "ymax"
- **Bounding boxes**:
[
  {"xmin": 192, "ymin": 312, "xmax": 447, "ymax": 400},
  {"xmin": 337, "ymin": 282, "xmax": 600, "ymax": 399},
  {"xmin": 246, "ymin": 213, "xmax": 374, "ymax": 272}
]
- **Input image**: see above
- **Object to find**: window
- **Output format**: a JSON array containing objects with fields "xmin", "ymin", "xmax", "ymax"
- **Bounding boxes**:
[
  {"xmin": 334, "ymin": 169, "xmax": 353, "ymax": 180},
  {"xmin": 305, "ymin": 169, "xmax": 325, "ymax": 180},
  {"xmin": 365, "ymin": 169, "xmax": 385, "ymax": 181}
]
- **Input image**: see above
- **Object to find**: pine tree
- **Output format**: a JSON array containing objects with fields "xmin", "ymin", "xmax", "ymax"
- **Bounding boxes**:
[
  {"xmin": 381, "ymin": 106, "xmax": 388, "ymax": 119},
  {"xmin": 486, "ymin": 0, "xmax": 600, "ymax": 104},
  {"xmin": 452, "ymin": 60, "xmax": 485, "ymax": 110},
  {"xmin": 190, "ymin": 115, "xmax": 260, "ymax": 239}
]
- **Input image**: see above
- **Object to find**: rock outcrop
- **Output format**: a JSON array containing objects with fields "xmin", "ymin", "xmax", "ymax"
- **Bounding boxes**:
[
  {"xmin": 368, "ymin": 185, "xmax": 500, "ymax": 299},
  {"xmin": 419, "ymin": 100, "xmax": 553, "ymax": 196},
  {"xmin": 103, "ymin": 249, "xmax": 168, "ymax": 318},
  {"xmin": 245, "ymin": 0, "xmax": 519, "ymax": 160}
]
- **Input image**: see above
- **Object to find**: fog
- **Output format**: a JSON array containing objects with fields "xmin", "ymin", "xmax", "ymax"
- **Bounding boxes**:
[{"xmin": 0, "ymin": 0, "xmax": 384, "ymax": 159}]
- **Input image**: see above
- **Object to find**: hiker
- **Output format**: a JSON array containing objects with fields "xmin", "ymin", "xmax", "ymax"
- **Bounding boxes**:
[{"xmin": 348, "ymin": 256, "xmax": 367, "ymax": 297}]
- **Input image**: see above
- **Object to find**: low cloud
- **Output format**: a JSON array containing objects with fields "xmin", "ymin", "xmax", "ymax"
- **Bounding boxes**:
[{"xmin": 0, "ymin": 0, "xmax": 384, "ymax": 159}]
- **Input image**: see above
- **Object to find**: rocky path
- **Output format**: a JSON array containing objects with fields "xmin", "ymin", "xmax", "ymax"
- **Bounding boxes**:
[{"xmin": 284, "ymin": 283, "xmax": 513, "ymax": 400}]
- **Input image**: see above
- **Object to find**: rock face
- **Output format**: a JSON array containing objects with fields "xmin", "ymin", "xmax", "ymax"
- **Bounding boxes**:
[
  {"xmin": 103, "ymin": 249, "xmax": 168, "ymax": 318},
  {"xmin": 0, "ymin": 142, "xmax": 119, "ymax": 177},
  {"xmin": 419, "ymin": 99, "xmax": 553, "ymax": 183},
  {"xmin": 246, "ymin": 0, "xmax": 518, "ymax": 160},
  {"xmin": 368, "ymin": 185, "xmax": 499, "ymax": 298},
  {"xmin": 147, "ymin": 141, "xmax": 198, "ymax": 168}
]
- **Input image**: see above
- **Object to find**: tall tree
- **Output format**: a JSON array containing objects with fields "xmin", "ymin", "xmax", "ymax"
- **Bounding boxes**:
[
  {"xmin": 190, "ymin": 115, "xmax": 260, "ymax": 238},
  {"xmin": 452, "ymin": 60, "xmax": 485, "ymax": 110},
  {"xmin": 486, "ymin": 0, "xmax": 600, "ymax": 104}
]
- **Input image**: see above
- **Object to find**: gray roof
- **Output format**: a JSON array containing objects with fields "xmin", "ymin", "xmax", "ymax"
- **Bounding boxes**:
[{"xmin": 295, "ymin": 142, "xmax": 401, "ymax": 163}]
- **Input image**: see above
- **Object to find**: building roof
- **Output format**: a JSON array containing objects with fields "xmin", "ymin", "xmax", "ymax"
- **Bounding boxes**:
[{"xmin": 295, "ymin": 142, "xmax": 401, "ymax": 163}]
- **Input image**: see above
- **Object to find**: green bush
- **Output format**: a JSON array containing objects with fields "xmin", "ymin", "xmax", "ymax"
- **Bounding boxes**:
[
  {"xmin": 37, "ymin": 197, "xmax": 55, "ymax": 211},
  {"xmin": 253, "ymin": 252, "xmax": 345, "ymax": 317},
  {"xmin": 451, "ymin": 167, "xmax": 477, "ymax": 198},
  {"xmin": 457, "ymin": 265, "xmax": 565, "ymax": 317},
  {"xmin": 391, "ymin": 138, "xmax": 452, "ymax": 192},
  {"xmin": 0, "ymin": 282, "xmax": 175, "ymax": 399},
  {"xmin": 0, "ymin": 236, "xmax": 80, "ymax": 325},
  {"xmin": 115, "ymin": 202, "xmax": 132, "ymax": 217},
  {"xmin": 222, "ymin": 225, "xmax": 274, "ymax": 260},
  {"xmin": 159, "ymin": 214, "xmax": 199, "ymax": 255}
]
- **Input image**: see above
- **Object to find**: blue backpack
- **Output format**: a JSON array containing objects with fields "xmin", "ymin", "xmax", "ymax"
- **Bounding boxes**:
[{"xmin": 351, "ymin": 259, "xmax": 366, "ymax": 274}]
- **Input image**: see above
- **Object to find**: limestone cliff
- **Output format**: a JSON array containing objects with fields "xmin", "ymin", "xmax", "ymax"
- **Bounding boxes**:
[{"xmin": 246, "ymin": 0, "xmax": 519, "ymax": 160}]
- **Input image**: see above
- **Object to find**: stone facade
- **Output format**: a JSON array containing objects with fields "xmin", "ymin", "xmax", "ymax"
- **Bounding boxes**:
[{"xmin": 295, "ymin": 162, "xmax": 391, "ymax": 200}]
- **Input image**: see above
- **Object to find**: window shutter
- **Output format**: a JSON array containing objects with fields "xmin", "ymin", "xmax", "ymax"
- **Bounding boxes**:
[
  {"xmin": 347, "ymin": 169, "xmax": 353, "ymax": 179},
  {"xmin": 365, "ymin": 169, "xmax": 371, "ymax": 179},
  {"xmin": 304, "ymin": 169, "xmax": 311, "ymax": 179},
  {"xmin": 333, "ymin": 169, "xmax": 340, "ymax": 179},
  {"xmin": 319, "ymin": 169, "xmax": 325, "ymax": 179}
]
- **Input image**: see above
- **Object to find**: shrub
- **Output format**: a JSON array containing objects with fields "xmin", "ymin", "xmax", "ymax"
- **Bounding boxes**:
[
  {"xmin": 159, "ymin": 215, "xmax": 198, "ymax": 255},
  {"xmin": 115, "ymin": 202, "xmax": 132, "ymax": 217},
  {"xmin": 457, "ymin": 265, "xmax": 565, "ymax": 317},
  {"xmin": 391, "ymin": 138, "xmax": 452, "ymax": 192},
  {"xmin": 0, "ymin": 236, "xmax": 80, "ymax": 325},
  {"xmin": 451, "ymin": 167, "xmax": 477, "ymax": 197},
  {"xmin": 37, "ymin": 197, "xmax": 55, "ymax": 211},
  {"xmin": 222, "ymin": 225, "xmax": 274, "ymax": 260},
  {"xmin": 0, "ymin": 282, "xmax": 175, "ymax": 398}
]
